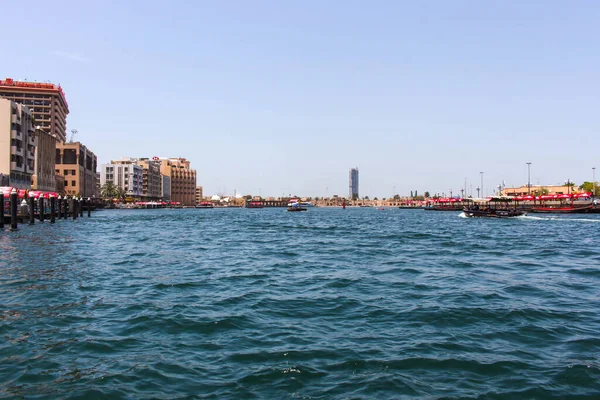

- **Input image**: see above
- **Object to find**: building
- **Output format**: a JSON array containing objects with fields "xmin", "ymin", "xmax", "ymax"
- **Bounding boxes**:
[
  {"xmin": 161, "ymin": 174, "xmax": 171, "ymax": 201},
  {"xmin": 0, "ymin": 99, "xmax": 36, "ymax": 189},
  {"xmin": 502, "ymin": 184, "xmax": 582, "ymax": 197},
  {"xmin": 195, "ymin": 186, "xmax": 203, "ymax": 204},
  {"xmin": 0, "ymin": 78, "xmax": 69, "ymax": 142},
  {"xmin": 100, "ymin": 158, "xmax": 143, "ymax": 198},
  {"xmin": 32, "ymin": 127, "xmax": 57, "ymax": 192},
  {"xmin": 158, "ymin": 158, "xmax": 196, "ymax": 206},
  {"xmin": 55, "ymin": 141, "xmax": 98, "ymax": 197},
  {"xmin": 136, "ymin": 158, "xmax": 162, "ymax": 200},
  {"xmin": 349, "ymin": 167, "xmax": 359, "ymax": 199}
]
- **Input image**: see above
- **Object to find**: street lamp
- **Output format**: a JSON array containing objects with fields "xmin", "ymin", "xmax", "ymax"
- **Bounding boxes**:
[
  {"xmin": 480, "ymin": 172, "xmax": 484, "ymax": 198},
  {"xmin": 526, "ymin": 162, "xmax": 531, "ymax": 195},
  {"xmin": 593, "ymin": 167, "xmax": 596, "ymax": 197}
]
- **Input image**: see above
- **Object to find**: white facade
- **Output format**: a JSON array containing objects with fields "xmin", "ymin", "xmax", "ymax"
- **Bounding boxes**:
[{"xmin": 101, "ymin": 162, "xmax": 143, "ymax": 197}]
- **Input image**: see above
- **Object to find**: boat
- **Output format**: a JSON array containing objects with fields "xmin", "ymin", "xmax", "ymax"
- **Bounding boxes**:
[
  {"xmin": 424, "ymin": 197, "xmax": 467, "ymax": 211},
  {"xmin": 463, "ymin": 208, "xmax": 524, "ymax": 218},
  {"xmin": 463, "ymin": 197, "xmax": 524, "ymax": 218},
  {"xmin": 195, "ymin": 201, "xmax": 214, "ymax": 209},
  {"xmin": 287, "ymin": 205, "xmax": 307, "ymax": 212},
  {"xmin": 528, "ymin": 192, "xmax": 594, "ymax": 213},
  {"xmin": 287, "ymin": 199, "xmax": 315, "ymax": 207},
  {"xmin": 245, "ymin": 201, "xmax": 264, "ymax": 209},
  {"xmin": 530, "ymin": 205, "xmax": 594, "ymax": 214}
]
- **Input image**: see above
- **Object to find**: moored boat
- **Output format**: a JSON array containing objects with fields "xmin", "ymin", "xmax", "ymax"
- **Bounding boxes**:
[
  {"xmin": 245, "ymin": 201, "xmax": 264, "ymax": 209},
  {"xmin": 195, "ymin": 201, "xmax": 214, "ymax": 209},
  {"xmin": 530, "ymin": 205, "xmax": 594, "ymax": 214}
]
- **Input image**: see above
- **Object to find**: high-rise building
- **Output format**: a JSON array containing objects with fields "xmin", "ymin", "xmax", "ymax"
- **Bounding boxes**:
[
  {"xmin": 100, "ymin": 158, "xmax": 143, "ymax": 198},
  {"xmin": 349, "ymin": 167, "xmax": 359, "ymax": 199},
  {"xmin": 158, "ymin": 158, "xmax": 196, "ymax": 206},
  {"xmin": 55, "ymin": 141, "xmax": 98, "ymax": 198},
  {"xmin": 0, "ymin": 99, "xmax": 36, "ymax": 188},
  {"xmin": 0, "ymin": 78, "xmax": 69, "ymax": 143}
]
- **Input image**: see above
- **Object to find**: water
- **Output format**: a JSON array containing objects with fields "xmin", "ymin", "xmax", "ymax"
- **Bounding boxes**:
[{"xmin": 1, "ymin": 208, "xmax": 600, "ymax": 399}]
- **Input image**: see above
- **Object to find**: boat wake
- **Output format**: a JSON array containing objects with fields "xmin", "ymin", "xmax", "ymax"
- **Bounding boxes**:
[
  {"xmin": 458, "ymin": 212, "xmax": 468, "ymax": 218},
  {"xmin": 517, "ymin": 215, "xmax": 600, "ymax": 223}
]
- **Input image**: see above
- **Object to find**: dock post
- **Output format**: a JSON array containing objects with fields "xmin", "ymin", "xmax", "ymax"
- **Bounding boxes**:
[
  {"xmin": 87, "ymin": 198, "xmax": 91, "ymax": 217},
  {"xmin": 39, "ymin": 197, "xmax": 44, "ymax": 222},
  {"xmin": 29, "ymin": 196, "xmax": 35, "ymax": 224},
  {"xmin": 73, "ymin": 198, "xmax": 78, "ymax": 220},
  {"xmin": 50, "ymin": 195, "xmax": 56, "ymax": 223},
  {"xmin": 57, "ymin": 196, "xmax": 62, "ymax": 220},
  {"xmin": 10, "ymin": 189, "xmax": 18, "ymax": 231},
  {"xmin": 79, "ymin": 197, "xmax": 84, "ymax": 217},
  {"xmin": 64, "ymin": 196, "xmax": 69, "ymax": 219},
  {"xmin": 0, "ymin": 193, "xmax": 4, "ymax": 229}
]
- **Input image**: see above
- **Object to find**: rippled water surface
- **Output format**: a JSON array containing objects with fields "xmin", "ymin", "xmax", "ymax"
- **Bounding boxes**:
[{"xmin": 1, "ymin": 208, "xmax": 600, "ymax": 399}]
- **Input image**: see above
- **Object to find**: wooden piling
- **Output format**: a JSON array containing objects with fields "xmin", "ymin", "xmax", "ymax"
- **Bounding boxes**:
[
  {"xmin": 73, "ymin": 198, "xmax": 77, "ymax": 220},
  {"xmin": 57, "ymin": 196, "xmax": 62, "ymax": 220},
  {"xmin": 0, "ymin": 193, "xmax": 4, "ymax": 229},
  {"xmin": 87, "ymin": 198, "xmax": 91, "ymax": 217},
  {"xmin": 50, "ymin": 195, "xmax": 56, "ymax": 223},
  {"xmin": 38, "ymin": 197, "xmax": 44, "ymax": 222},
  {"xmin": 10, "ymin": 189, "xmax": 17, "ymax": 230},
  {"xmin": 79, "ymin": 197, "xmax": 84, "ymax": 217},
  {"xmin": 29, "ymin": 196, "xmax": 35, "ymax": 224}
]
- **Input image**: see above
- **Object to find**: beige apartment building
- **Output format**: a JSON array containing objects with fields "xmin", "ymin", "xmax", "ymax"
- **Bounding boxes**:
[
  {"xmin": 502, "ymin": 184, "xmax": 582, "ymax": 197},
  {"xmin": 0, "ymin": 99, "xmax": 36, "ymax": 188},
  {"xmin": 0, "ymin": 78, "xmax": 69, "ymax": 142},
  {"xmin": 195, "ymin": 186, "xmax": 203, "ymax": 204},
  {"xmin": 159, "ymin": 158, "xmax": 196, "ymax": 206},
  {"xmin": 55, "ymin": 142, "xmax": 98, "ymax": 198},
  {"xmin": 136, "ymin": 158, "xmax": 162, "ymax": 200}
]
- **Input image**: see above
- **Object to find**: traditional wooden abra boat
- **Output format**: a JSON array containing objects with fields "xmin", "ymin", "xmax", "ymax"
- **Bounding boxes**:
[
  {"xmin": 527, "ymin": 192, "xmax": 594, "ymax": 214},
  {"xmin": 463, "ymin": 197, "xmax": 524, "ymax": 218}
]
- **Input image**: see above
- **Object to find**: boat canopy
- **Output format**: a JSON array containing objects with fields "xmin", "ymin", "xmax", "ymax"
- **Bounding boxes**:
[
  {"xmin": 512, "ymin": 192, "xmax": 592, "ymax": 201},
  {"xmin": 0, "ymin": 187, "xmax": 28, "ymax": 199}
]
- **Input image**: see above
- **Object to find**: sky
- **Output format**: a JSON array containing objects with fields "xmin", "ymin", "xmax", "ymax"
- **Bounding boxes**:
[{"xmin": 1, "ymin": 1, "xmax": 599, "ymax": 198}]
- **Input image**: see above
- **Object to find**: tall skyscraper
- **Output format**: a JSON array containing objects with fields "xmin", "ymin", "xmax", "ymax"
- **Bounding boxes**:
[{"xmin": 349, "ymin": 167, "xmax": 359, "ymax": 199}]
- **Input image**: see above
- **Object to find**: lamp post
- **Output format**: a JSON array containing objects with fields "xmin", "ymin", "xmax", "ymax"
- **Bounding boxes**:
[
  {"xmin": 476, "ymin": 186, "xmax": 480, "ymax": 198},
  {"xmin": 526, "ymin": 162, "xmax": 531, "ymax": 195},
  {"xmin": 480, "ymin": 172, "xmax": 484, "ymax": 198},
  {"xmin": 593, "ymin": 167, "xmax": 596, "ymax": 197}
]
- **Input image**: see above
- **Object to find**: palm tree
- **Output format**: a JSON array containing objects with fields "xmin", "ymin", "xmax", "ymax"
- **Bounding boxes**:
[
  {"xmin": 101, "ymin": 182, "xmax": 117, "ymax": 199},
  {"xmin": 115, "ymin": 187, "xmax": 126, "ymax": 202}
]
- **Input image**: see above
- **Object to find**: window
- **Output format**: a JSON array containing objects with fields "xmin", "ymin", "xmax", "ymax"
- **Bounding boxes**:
[{"xmin": 72, "ymin": 180, "xmax": 76, "ymax": 186}]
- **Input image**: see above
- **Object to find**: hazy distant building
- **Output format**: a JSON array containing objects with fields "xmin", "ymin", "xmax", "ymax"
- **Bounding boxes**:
[
  {"xmin": 0, "ymin": 99, "xmax": 36, "ymax": 189},
  {"xmin": 349, "ymin": 167, "xmax": 359, "ymax": 199}
]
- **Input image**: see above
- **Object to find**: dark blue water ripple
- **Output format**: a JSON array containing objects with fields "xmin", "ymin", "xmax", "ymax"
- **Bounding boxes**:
[{"xmin": 1, "ymin": 208, "xmax": 600, "ymax": 398}]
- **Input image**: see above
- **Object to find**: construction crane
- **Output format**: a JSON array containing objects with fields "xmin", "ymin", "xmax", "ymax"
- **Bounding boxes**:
[{"xmin": 69, "ymin": 129, "xmax": 78, "ymax": 143}]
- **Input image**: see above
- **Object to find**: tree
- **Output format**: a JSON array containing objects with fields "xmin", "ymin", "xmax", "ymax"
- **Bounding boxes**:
[
  {"xmin": 115, "ymin": 187, "xmax": 126, "ymax": 202},
  {"xmin": 101, "ymin": 182, "xmax": 117, "ymax": 199},
  {"xmin": 393, "ymin": 194, "xmax": 400, "ymax": 200},
  {"xmin": 373, "ymin": 197, "xmax": 378, "ymax": 200},
  {"xmin": 580, "ymin": 181, "xmax": 600, "ymax": 196},
  {"xmin": 424, "ymin": 191, "xmax": 430, "ymax": 198},
  {"xmin": 364, "ymin": 196, "xmax": 370, "ymax": 200}
]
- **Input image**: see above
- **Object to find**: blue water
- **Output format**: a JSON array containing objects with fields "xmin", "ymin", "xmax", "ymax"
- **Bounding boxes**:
[{"xmin": 1, "ymin": 208, "xmax": 600, "ymax": 399}]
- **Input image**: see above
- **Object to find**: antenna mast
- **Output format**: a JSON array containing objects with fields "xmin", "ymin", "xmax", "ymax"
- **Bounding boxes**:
[{"xmin": 69, "ymin": 129, "xmax": 78, "ymax": 143}]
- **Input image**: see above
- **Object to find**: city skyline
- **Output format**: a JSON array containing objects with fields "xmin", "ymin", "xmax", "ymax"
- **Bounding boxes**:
[{"xmin": 1, "ymin": 1, "xmax": 598, "ymax": 197}]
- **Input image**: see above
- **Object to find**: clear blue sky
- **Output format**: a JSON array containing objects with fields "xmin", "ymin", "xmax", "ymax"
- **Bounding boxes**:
[{"xmin": 2, "ymin": 1, "xmax": 598, "ymax": 198}]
